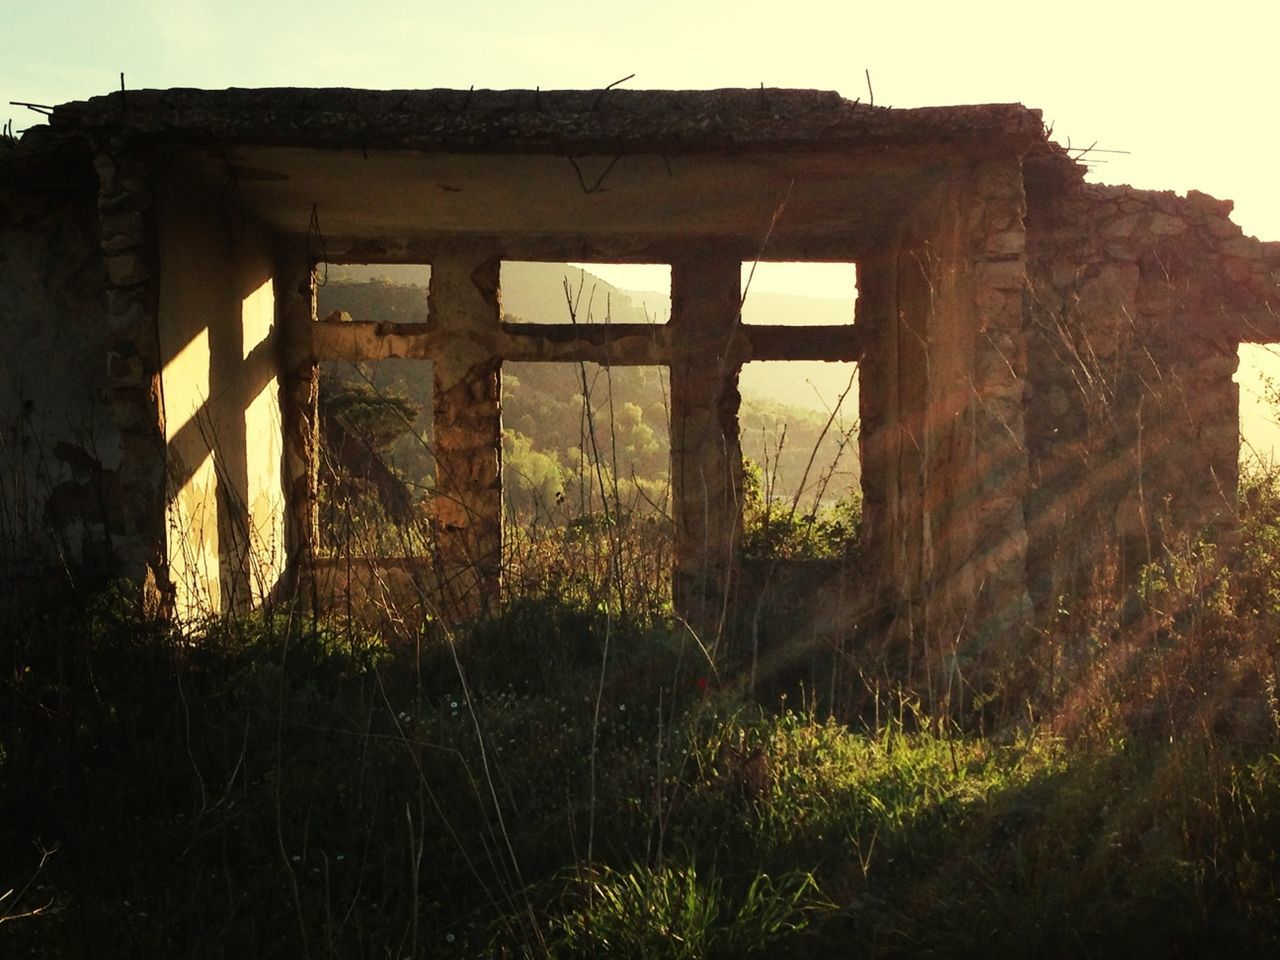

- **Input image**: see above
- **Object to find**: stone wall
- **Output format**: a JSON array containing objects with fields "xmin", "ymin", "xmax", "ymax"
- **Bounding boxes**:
[
  {"xmin": 311, "ymin": 556, "xmax": 436, "ymax": 628},
  {"xmin": 1025, "ymin": 179, "xmax": 1280, "ymax": 616},
  {"xmin": 92, "ymin": 140, "xmax": 168, "ymax": 606},
  {"xmin": 0, "ymin": 166, "xmax": 116, "ymax": 585}
]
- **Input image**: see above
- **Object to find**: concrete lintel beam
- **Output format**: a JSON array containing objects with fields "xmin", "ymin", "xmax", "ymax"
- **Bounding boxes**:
[
  {"xmin": 500, "ymin": 322, "xmax": 668, "ymax": 365},
  {"xmin": 744, "ymin": 324, "xmax": 863, "ymax": 362},
  {"xmin": 298, "ymin": 234, "xmax": 868, "ymax": 268},
  {"xmin": 312, "ymin": 319, "xmax": 669, "ymax": 365},
  {"xmin": 314, "ymin": 317, "xmax": 864, "ymax": 366},
  {"xmin": 311, "ymin": 319, "xmax": 440, "ymax": 361}
]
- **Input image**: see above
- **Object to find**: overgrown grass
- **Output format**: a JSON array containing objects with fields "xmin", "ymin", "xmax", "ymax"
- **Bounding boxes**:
[
  {"xmin": 3, "ymin": 438, "xmax": 1280, "ymax": 957},
  {"xmin": 2, "ymin": 573, "xmax": 1278, "ymax": 957}
]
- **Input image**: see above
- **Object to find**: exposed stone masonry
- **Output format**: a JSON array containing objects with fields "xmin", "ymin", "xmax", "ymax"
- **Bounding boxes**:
[
  {"xmin": 93, "ymin": 140, "xmax": 167, "ymax": 609},
  {"xmin": 1025, "ymin": 176, "xmax": 1280, "ymax": 616},
  {"xmin": 0, "ymin": 149, "xmax": 116, "ymax": 581},
  {"xmin": 429, "ymin": 254, "xmax": 504, "ymax": 614},
  {"xmin": 277, "ymin": 256, "xmax": 319, "ymax": 598}
]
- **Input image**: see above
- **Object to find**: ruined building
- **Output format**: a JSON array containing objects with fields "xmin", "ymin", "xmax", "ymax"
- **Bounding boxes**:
[{"xmin": 2, "ymin": 88, "xmax": 1278, "ymax": 680}]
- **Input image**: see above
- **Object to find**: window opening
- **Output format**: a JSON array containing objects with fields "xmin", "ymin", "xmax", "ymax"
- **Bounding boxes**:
[
  {"xmin": 315, "ymin": 266, "xmax": 434, "ymax": 558},
  {"xmin": 737, "ymin": 261, "xmax": 860, "ymax": 560},
  {"xmin": 503, "ymin": 360, "xmax": 672, "ymax": 609},
  {"xmin": 503, "ymin": 261, "xmax": 670, "ymax": 324},
  {"xmin": 1237, "ymin": 343, "xmax": 1280, "ymax": 470},
  {"xmin": 739, "ymin": 261, "xmax": 857, "ymax": 324},
  {"xmin": 316, "ymin": 263, "xmax": 431, "ymax": 323}
]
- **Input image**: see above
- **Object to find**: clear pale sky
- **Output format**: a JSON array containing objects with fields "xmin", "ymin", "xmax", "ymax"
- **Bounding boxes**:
[
  {"xmin": 6, "ymin": 0, "xmax": 1276, "ymax": 239},
  {"xmin": 5, "ymin": 0, "xmax": 1279, "ymax": 443}
]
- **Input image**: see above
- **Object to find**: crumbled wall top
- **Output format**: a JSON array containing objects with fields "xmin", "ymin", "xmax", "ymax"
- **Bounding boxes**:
[
  {"xmin": 42, "ymin": 87, "xmax": 1045, "ymax": 155},
  {"xmin": 0, "ymin": 122, "xmax": 95, "ymax": 191}
]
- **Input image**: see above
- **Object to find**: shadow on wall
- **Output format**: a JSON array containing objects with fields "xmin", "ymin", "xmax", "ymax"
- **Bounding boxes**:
[
  {"xmin": 0, "ymin": 178, "xmax": 120, "ymax": 587},
  {"xmin": 157, "ymin": 168, "xmax": 286, "ymax": 620}
]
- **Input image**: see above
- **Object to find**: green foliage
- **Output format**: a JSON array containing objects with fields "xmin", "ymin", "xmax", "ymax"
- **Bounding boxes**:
[
  {"xmin": 320, "ymin": 376, "xmax": 418, "ymax": 451},
  {"xmin": 503, "ymin": 507, "xmax": 674, "ymax": 616},
  {"xmin": 503, "ymin": 429, "xmax": 567, "ymax": 519},
  {"xmin": 2, "ymin": 586, "xmax": 1279, "ymax": 956},
  {"xmin": 503, "ymin": 361, "xmax": 672, "ymax": 521},
  {"xmin": 551, "ymin": 863, "xmax": 822, "ymax": 959},
  {"xmin": 315, "ymin": 357, "xmax": 435, "ymax": 554},
  {"xmin": 1038, "ymin": 470, "xmax": 1280, "ymax": 742},
  {"xmin": 741, "ymin": 457, "xmax": 862, "ymax": 560},
  {"xmin": 1238, "ymin": 467, "xmax": 1280, "ymax": 624},
  {"xmin": 738, "ymin": 393, "xmax": 860, "ymax": 512}
]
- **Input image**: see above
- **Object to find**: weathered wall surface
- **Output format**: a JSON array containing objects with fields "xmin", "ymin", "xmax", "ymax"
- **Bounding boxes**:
[
  {"xmin": 157, "ymin": 162, "xmax": 286, "ymax": 618},
  {"xmin": 1025, "ymin": 181, "xmax": 1280, "ymax": 616},
  {"xmin": 276, "ymin": 256, "xmax": 319, "ymax": 602},
  {"xmin": 92, "ymin": 141, "xmax": 169, "ymax": 607},
  {"xmin": 0, "ymin": 175, "xmax": 117, "ymax": 582},
  {"xmin": 858, "ymin": 157, "xmax": 1031, "ymax": 691},
  {"xmin": 670, "ymin": 254, "xmax": 744, "ymax": 638},
  {"xmin": 427, "ymin": 253, "xmax": 504, "ymax": 617}
]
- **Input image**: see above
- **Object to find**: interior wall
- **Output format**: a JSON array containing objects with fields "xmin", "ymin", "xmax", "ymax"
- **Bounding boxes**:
[
  {"xmin": 860, "ymin": 200, "xmax": 972, "ymax": 624},
  {"xmin": 157, "ymin": 166, "xmax": 286, "ymax": 618},
  {"xmin": 858, "ymin": 157, "xmax": 1032, "ymax": 688}
]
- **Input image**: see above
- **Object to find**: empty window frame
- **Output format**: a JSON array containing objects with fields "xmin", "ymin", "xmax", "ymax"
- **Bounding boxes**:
[
  {"xmin": 503, "ymin": 360, "xmax": 672, "ymax": 606},
  {"xmin": 315, "ymin": 266, "xmax": 434, "ymax": 558},
  {"xmin": 1237, "ymin": 343, "xmax": 1280, "ymax": 469},
  {"xmin": 503, "ymin": 262, "xmax": 670, "ymax": 324}
]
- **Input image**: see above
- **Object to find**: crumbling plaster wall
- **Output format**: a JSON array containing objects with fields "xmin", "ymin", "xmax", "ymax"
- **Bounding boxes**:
[
  {"xmin": 156, "ymin": 162, "xmax": 287, "ymax": 617},
  {"xmin": 1024, "ymin": 180, "xmax": 1280, "ymax": 615},
  {"xmin": 0, "ymin": 178, "xmax": 117, "ymax": 580},
  {"xmin": 858, "ymin": 156, "xmax": 1032, "ymax": 686}
]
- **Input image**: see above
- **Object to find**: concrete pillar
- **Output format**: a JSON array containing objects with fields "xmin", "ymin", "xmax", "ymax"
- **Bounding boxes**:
[
  {"xmin": 277, "ymin": 257, "xmax": 319, "ymax": 604},
  {"xmin": 429, "ymin": 253, "xmax": 503, "ymax": 615},
  {"xmin": 853, "ymin": 249, "xmax": 903, "ymax": 604},
  {"xmin": 669, "ymin": 254, "xmax": 745, "ymax": 641}
]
